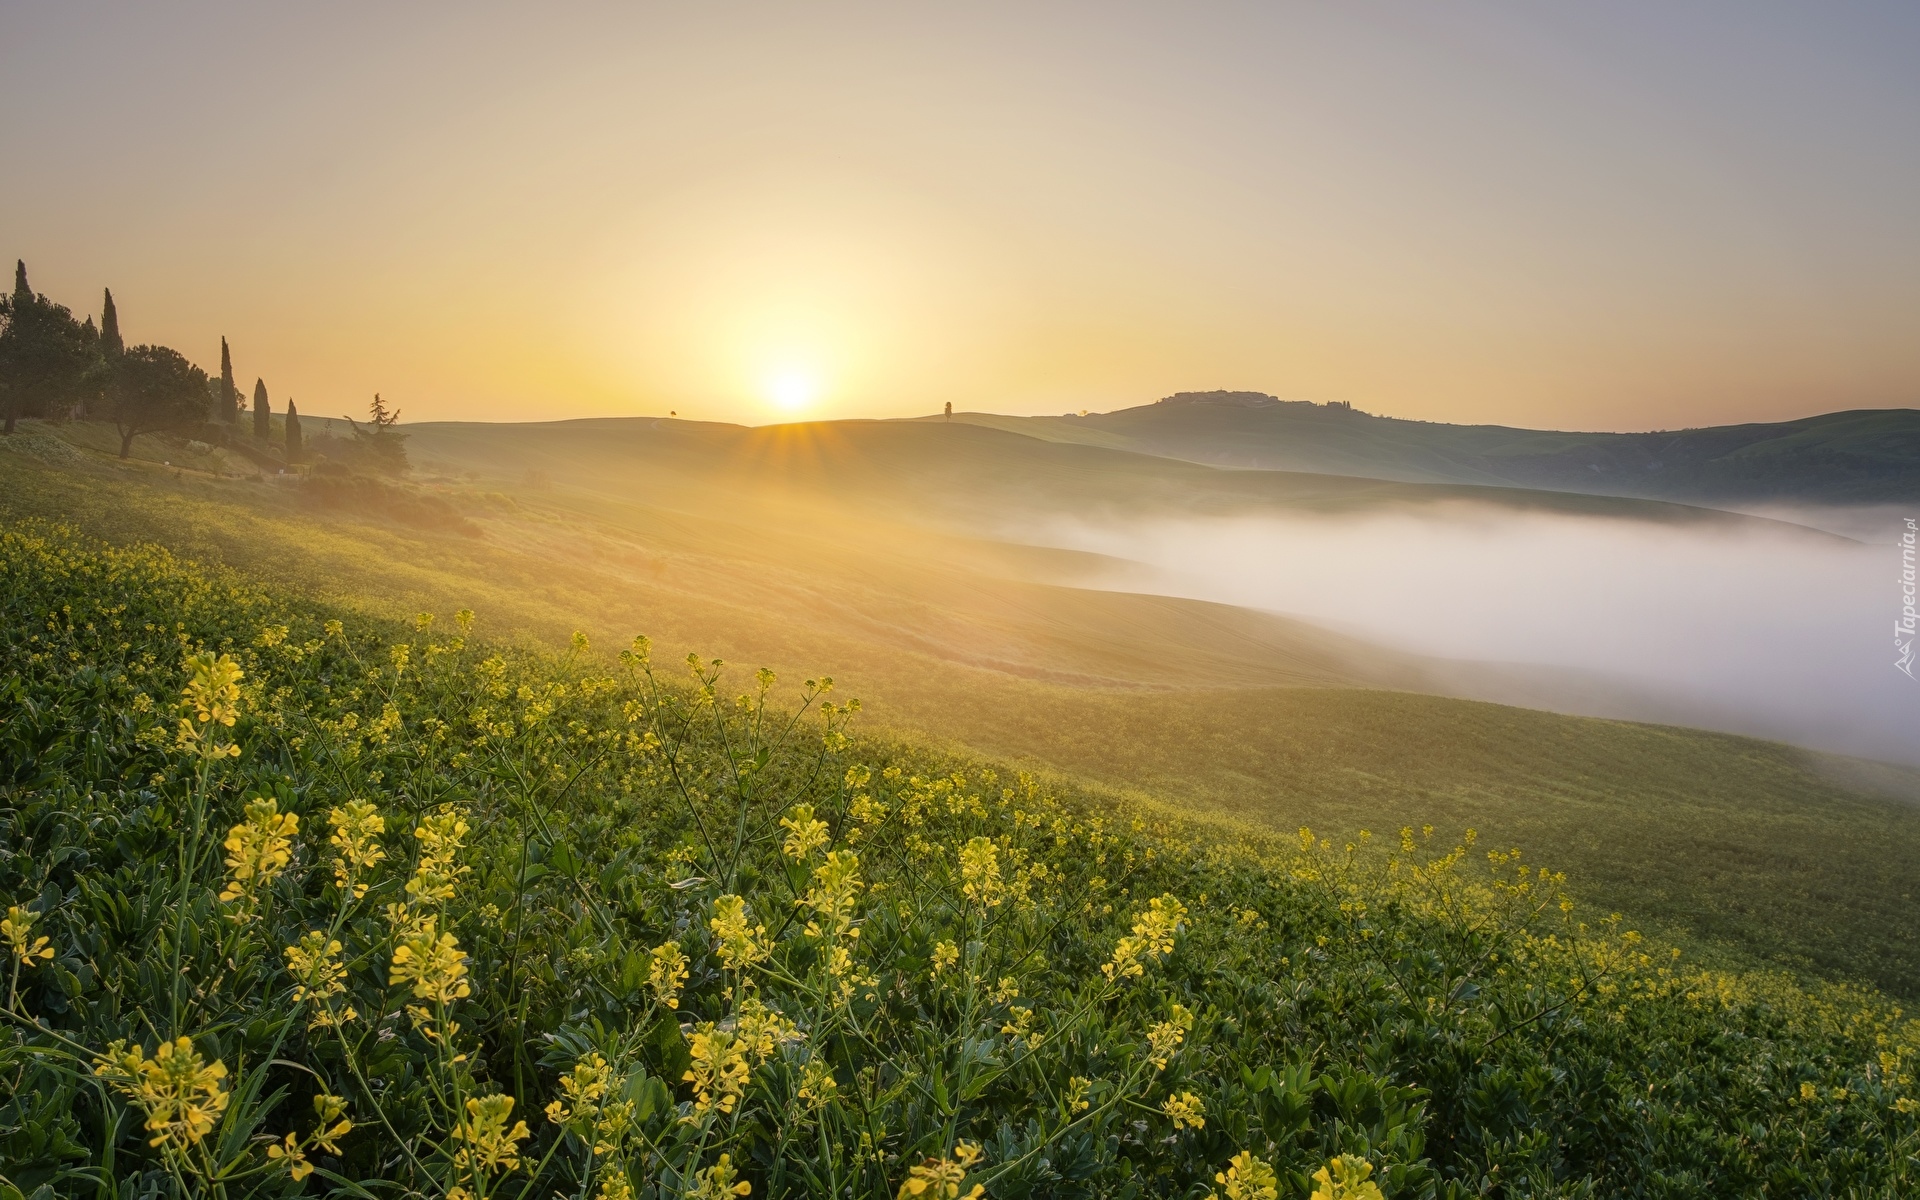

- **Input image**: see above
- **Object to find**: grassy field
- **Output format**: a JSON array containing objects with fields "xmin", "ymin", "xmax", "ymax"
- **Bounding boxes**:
[
  {"xmin": 4, "ymin": 423, "xmax": 1918, "ymax": 1006},
  {"xmin": 2, "ymin": 516, "xmax": 1915, "ymax": 1197}
]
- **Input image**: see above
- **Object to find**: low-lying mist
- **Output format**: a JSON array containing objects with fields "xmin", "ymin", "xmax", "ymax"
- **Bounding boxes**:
[{"xmin": 1023, "ymin": 504, "xmax": 1920, "ymax": 766}]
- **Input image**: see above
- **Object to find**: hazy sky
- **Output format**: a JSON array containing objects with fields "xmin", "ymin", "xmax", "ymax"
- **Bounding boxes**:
[{"xmin": 4, "ymin": 1, "xmax": 1917, "ymax": 428}]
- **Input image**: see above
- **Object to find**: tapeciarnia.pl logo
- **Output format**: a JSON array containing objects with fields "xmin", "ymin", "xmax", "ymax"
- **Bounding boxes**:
[{"xmin": 1899, "ymin": 517, "xmax": 1917, "ymax": 679}]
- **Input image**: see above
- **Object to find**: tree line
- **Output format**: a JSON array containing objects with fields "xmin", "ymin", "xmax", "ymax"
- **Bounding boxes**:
[{"xmin": 0, "ymin": 260, "xmax": 403, "ymax": 471}]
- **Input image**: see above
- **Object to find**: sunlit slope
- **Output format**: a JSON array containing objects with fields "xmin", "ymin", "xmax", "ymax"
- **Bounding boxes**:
[
  {"xmin": 406, "ymin": 416, "xmax": 1845, "ymax": 537},
  {"xmin": 935, "ymin": 402, "xmax": 1920, "ymax": 504},
  {"xmin": 7, "ymin": 443, "xmax": 1919, "ymax": 999}
]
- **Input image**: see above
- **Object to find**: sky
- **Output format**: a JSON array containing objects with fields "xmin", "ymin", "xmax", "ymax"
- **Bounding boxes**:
[{"xmin": 3, "ymin": 1, "xmax": 1918, "ymax": 429}]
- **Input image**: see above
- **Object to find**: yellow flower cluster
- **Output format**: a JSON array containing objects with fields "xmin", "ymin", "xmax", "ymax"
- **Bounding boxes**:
[
  {"xmin": 1103, "ymin": 894, "xmax": 1188, "ymax": 982},
  {"xmin": 649, "ymin": 940, "xmax": 689, "ymax": 1008},
  {"xmin": 285, "ymin": 930, "xmax": 353, "ymax": 1025},
  {"xmin": 93, "ymin": 1037, "xmax": 230, "ymax": 1150},
  {"xmin": 688, "ymin": 1153, "xmax": 752, "ymax": 1199},
  {"xmin": 389, "ymin": 919, "xmax": 472, "ymax": 1006},
  {"xmin": 803, "ymin": 850, "xmax": 864, "ymax": 940},
  {"xmin": 267, "ymin": 1094, "xmax": 354, "ymax": 1180},
  {"xmin": 780, "ymin": 804, "xmax": 830, "ymax": 860},
  {"xmin": 405, "ymin": 809, "xmax": 471, "ymax": 906},
  {"xmin": 2, "ymin": 905, "xmax": 53, "ymax": 967},
  {"xmin": 453, "ymin": 1093, "xmax": 531, "ymax": 1174},
  {"xmin": 1146, "ymin": 1004, "xmax": 1194, "ymax": 1069},
  {"xmin": 930, "ymin": 940, "xmax": 959, "ymax": 979},
  {"xmin": 958, "ymin": 837, "xmax": 1005, "ymax": 908},
  {"xmin": 897, "ymin": 1141, "xmax": 985, "ymax": 1200},
  {"xmin": 1209, "ymin": 1151, "xmax": 1278, "ymax": 1200},
  {"xmin": 1162, "ymin": 1090, "xmax": 1206, "ymax": 1130},
  {"xmin": 175, "ymin": 651, "xmax": 244, "ymax": 760},
  {"xmin": 710, "ymin": 894, "xmax": 770, "ymax": 971},
  {"xmin": 546, "ymin": 1053, "xmax": 637, "ymax": 1156},
  {"xmin": 1310, "ymin": 1155, "xmax": 1385, "ymax": 1200},
  {"xmin": 327, "ymin": 799, "xmax": 387, "ymax": 898},
  {"xmin": 682, "ymin": 997, "xmax": 801, "ymax": 1116},
  {"xmin": 219, "ymin": 798, "xmax": 299, "ymax": 907}
]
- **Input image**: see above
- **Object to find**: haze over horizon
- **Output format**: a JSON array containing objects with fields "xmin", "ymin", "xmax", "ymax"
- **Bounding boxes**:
[{"xmin": 5, "ymin": 1, "xmax": 1919, "ymax": 431}]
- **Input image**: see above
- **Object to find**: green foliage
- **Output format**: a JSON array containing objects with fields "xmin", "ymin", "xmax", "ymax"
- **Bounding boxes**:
[
  {"xmin": 101, "ymin": 289, "xmax": 123, "ymax": 358},
  {"xmin": 337, "ymin": 393, "xmax": 408, "ymax": 476},
  {"xmin": 4, "ymin": 447, "xmax": 1918, "ymax": 1005},
  {"xmin": 0, "ymin": 261, "xmax": 101, "ymax": 434},
  {"xmin": 253, "ymin": 380, "xmax": 271, "ymax": 443},
  {"xmin": 286, "ymin": 401, "xmax": 303, "ymax": 465},
  {"xmin": 109, "ymin": 345, "xmax": 210, "ymax": 459},
  {"xmin": 219, "ymin": 338, "xmax": 238, "ymax": 425},
  {"xmin": 2, "ymin": 520, "xmax": 1917, "ymax": 1198}
]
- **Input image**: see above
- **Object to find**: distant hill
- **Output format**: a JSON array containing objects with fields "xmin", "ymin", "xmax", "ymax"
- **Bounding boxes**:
[{"xmin": 935, "ymin": 394, "xmax": 1920, "ymax": 504}]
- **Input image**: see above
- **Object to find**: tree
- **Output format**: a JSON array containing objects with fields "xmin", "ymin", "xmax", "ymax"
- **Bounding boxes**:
[
  {"xmin": 0, "ymin": 260, "xmax": 99, "ymax": 434},
  {"xmin": 110, "ymin": 345, "xmax": 208, "ymax": 458},
  {"xmin": 217, "ymin": 337, "xmax": 237, "ymax": 423},
  {"xmin": 344, "ymin": 392, "xmax": 409, "ymax": 474},
  {"xmin": 100, "ymin": 289, "xmax": 123, "ymax": 357},
  {"xmin": 252, "ymin": 378, "xmax": 270, "ymax": 440},
  {"xmin": 285, "ymin": 399, "xmax": 302, "ymax": 464}
]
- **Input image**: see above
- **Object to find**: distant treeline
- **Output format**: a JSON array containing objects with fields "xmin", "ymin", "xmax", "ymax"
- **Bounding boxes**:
[{"xmin": 0, "ymin": 260, "xmax": 405, "ymax": 472}]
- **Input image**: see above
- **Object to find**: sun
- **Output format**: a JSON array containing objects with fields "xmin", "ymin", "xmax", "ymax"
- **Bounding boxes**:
[{"xmin": 763, "ymin": 368, "xmax": 820, "ymax": 413}]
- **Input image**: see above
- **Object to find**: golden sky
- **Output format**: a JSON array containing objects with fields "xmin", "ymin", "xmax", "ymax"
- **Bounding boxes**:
[{"xmin": 4, "ymin": 2, "xmax": 1917, "ymax": 430}]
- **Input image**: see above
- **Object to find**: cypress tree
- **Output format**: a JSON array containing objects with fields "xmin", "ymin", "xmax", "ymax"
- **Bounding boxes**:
[
  {"xmin": 12, "ymin": 260, "xmax": 28, "ymax": 302},
  {"xmin": 218, "ymin": 337, "xmax": 237, "ymax": 423},
  {"xmin": 252, "ymin": 379, "xmax": 270, "ymax": 440},
  {"xmin": 100, "ymin": 289, "xmax": 123, "ymax": 356},
  {"xmin": 284, "ymin": 399, "xmax": 302, "ymax": 464}
]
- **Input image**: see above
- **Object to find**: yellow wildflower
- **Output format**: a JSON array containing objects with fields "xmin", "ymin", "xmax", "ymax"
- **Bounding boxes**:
[
  {"xmin": 780, "ymin": 805, "xmax": 830, "ymax": 860},
  {"xmin": 311, "ymin": 1094, "xmax": 352, "ymax": 1153},
  {"xmin": 683, "ymin": 1026, "xmax": 752, "ymax": 1116},
  {"xmin": 709, "ymin": 895, "xmax": 770, "ymax": 971},
  {"xmin": 389, "ymin": 920, "xmax": 471, "ymax": 1006},
  {"xmin": 930, "ymin": 940, "xmax": 959, "ymax": 979},
  {"xmin": 327, "ymin": 800, "xmax": 386, "ymax": 898},
  {"xmin": 285, "ymin": 930, "xmax": 348, "ymax": 1019},
  {"xmin": 218, "ymin": 798, "xmax": 299, "ymax": 906},
  {"xmin": 181, "ymin": 651, "xmax": 243, "ymax": 727},
  {"xmin": 546, "ymin": 1054, "xmax": 613, "ymax": 1125},
  {"xmin": 266, "ymin": 1132, "xmax": 313, "ymax": 1180},
  {"xmin": 803, "ymin": 851, "xmax": 863, "ymax": 940},
  {"xmin": 649, "ymin": 940, "xmax": 689, "ymax": 1008},
  {"xmin": 798, "ymin": 1058, "xmax": 839, "ymax": 1108},
  {"xmin": 93, "ymin": 1037, "xmax": 230, "ymax": 1150},
  {"xmin": 898, "ymin": 1141, "xmax": 985, "ymax": 1199},
  {"xmin": 1310, "ymin": 1155, "xmax": 1384, "ymax": 1200},
  {"xmin": 2, "ymin": 906, "xmax": 53, "ymax": 967},
  {"xmin": 1210, "ymin": 1151, "xmax": 1279, "ymax": 1200},
  {"xmin": 688, "ymin": 1153, "xmax": 752, "ymax": 1199},
  {"xmin": 958, "ymin": 837, "xmax": 1004, "ymax": 907},
  {"xmin": 1065, "ymin": 1076, "xmax": 1091, "ymax": 1113},
  {"xmin": 406, "ymin": 809, "xmax": 470, "ymax": 905},
  {"xmin": 453, "ymin": 1093, "xmax": 531, "ymax": 1173},
  {"xmin": 1145, "ymin": 1004, "xmax": 1194, "ymax": 1070},
  {"xmin": 1163, "ymin": 1091, "xmax": 1206, "ymax": 1130},
  {"xmin": 1103, "ymin": 894, "xmax": 1187, "ymax": 982}
]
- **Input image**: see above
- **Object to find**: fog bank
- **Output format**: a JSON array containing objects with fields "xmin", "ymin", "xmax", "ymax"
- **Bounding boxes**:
[{"xmin": 1025, "ymin": 505, "xmax": 1920, "ymax": 765}]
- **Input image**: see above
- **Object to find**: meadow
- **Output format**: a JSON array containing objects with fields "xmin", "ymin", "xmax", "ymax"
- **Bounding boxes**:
[
  {"xmin": 2, "ymin": 516, "xmax": 1917, "ymax": 1199},
  {"xmin": 4, "ymin": 430, "xmax": 1919, "ymax": 1004}
]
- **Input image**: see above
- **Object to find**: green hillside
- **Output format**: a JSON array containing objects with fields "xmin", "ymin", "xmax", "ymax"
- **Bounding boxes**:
[
  {"xmin": 3, "ymin": 426, "xmax": 1917, "ymax": 1007},
  {"xmin": 936, "ymin": 396, "xmax": 1920, "ymax": 505}
]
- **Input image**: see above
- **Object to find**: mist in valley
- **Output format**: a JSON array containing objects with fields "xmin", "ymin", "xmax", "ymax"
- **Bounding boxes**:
[{"xmin": 1019, "ymin": 504, "xmax": 1920, "ymax": 766}]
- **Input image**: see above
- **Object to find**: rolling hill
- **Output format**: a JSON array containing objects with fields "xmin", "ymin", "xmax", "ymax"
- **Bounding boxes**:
[
  {"xmin": 5, "ymin": 418, "xmax": 1920, "ymax": 1001},
  {"xmin": 935, "ymin": 393, "xmax": 1920, "ymax": 505}
]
